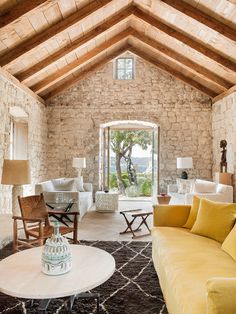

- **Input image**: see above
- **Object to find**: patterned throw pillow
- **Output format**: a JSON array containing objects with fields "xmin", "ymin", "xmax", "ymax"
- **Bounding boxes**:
[{"xmin": 176, "ymin": 178, "xmax": 195, "ymax": 194}]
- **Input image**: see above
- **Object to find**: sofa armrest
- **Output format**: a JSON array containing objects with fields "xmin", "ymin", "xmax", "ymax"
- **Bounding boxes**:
[
  {"xmin": 83, "ymin": 183, "xmax": 93, "ymax": 192},
  {"xmin": 153, "ymin": 205, "xmax": 191, "ymax": 227},
  {"xmin": 207, "ymin": 277, "xmax": 236, "ymax": 314}
]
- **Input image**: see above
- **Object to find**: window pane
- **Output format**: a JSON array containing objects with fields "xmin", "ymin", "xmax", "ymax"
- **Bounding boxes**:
[
  {"xmin": 125, "ymin": 70, "xmax": 133, "ymax": 79},
  {"xmin": 117, "ymin": 70, "xmax": 126, "ymax": 80},
  {"xmin": 125, "ymin": 59, "xmax": 133, "ymax": 68},
  {"xmin": 115, "ymin": 57, "xmax": 134, "ymax": 80},
  {"xmin": 117, "ymin": 59, "xmax": 125, "ymax": 69}
]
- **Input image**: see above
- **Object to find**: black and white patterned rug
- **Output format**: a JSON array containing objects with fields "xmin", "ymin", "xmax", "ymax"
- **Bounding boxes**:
[{"xmin": 0, "ymin": 241, "xmax": 168, "ymax": 314}]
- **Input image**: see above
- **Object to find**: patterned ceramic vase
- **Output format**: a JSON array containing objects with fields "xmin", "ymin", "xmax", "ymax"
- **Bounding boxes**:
[{"xmin": 41, "ymin": 222, "xmax": 72, "ymax": 275}]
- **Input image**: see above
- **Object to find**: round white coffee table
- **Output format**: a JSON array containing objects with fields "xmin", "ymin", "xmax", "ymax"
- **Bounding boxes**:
[{"xmin": 0, "ymin": 245, "xmax": 115, "ymax": 313}]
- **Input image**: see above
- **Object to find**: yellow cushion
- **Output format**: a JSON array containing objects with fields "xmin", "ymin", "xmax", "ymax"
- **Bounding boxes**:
[
  {"xmin": 191, "ymin": 199, "xmax": 236, "ymax": 243},
  {"xmin": 183, "ymin": 196, "xmax": 200, "ymax": 229},
  {"xmin": 222, "ymin": 223, "xmax": 236, "ymax": 260}
]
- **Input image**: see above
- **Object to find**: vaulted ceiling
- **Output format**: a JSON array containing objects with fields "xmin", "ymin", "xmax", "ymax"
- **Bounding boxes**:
[{"xmin": 0, "ymin": 0, "xmax": 235, "ymax": 104}]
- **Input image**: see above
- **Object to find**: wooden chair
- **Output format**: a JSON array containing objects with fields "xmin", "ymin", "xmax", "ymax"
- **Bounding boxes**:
[{"xmin": 13, "ymin": 193, "xmax": 79, "ymax": 252}]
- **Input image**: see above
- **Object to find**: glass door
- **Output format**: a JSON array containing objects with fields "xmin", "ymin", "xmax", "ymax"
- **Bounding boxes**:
[{"xmin": 152, "ymin": 127, "xmax": 159, "ymax": 203}]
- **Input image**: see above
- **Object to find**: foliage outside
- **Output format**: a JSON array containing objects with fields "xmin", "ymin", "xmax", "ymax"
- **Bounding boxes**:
[
  {"xmin": 110, "ymin": 172, "xmax": 152, "ymax": 196},
  {"xmin": 110, "ymin": 130, "xmax": 152, "ymax": 197}
]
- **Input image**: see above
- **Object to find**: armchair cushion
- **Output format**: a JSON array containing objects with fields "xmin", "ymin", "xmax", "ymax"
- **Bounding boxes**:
[
  {"xmin": 51, "ymin": 178, "xmax": 75, "ymax": 191},
  {"xmin": 191, "ymin": 199, "xmax": 236, "ymax": 243},
  {"xmin": 193, "ymin": 179, "xmax": 217, "ymax": 193}
]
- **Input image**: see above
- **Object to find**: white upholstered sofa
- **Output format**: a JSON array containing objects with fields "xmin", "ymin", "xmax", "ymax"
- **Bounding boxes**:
[
  {"xmin": 168, "ymin": 179, "xmax": 233, "ymax": 205},
  {"xmin": 35, "ymin": 178, "xmax": 93, "ymax": 220}
]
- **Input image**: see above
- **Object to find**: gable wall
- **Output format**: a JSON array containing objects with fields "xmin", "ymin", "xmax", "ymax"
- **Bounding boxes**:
[{"xmin": 47, "ymin": 56, "xmax": 212, "ymax": 192}]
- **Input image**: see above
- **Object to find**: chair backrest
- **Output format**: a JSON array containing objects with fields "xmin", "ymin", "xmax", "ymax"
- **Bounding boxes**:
[{"xmin": 18, "ymin": 193, "xmax": 50, "ymax": 231}]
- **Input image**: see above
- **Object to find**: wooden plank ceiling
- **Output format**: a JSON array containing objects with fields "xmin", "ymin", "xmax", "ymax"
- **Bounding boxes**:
[{"xmin": 0, "ymin": 0, "xmax": 235, "ymax": 104}]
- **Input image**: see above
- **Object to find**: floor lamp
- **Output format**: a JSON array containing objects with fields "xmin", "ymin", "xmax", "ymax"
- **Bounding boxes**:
[{"xmin": 1, "ymin": 159, "xmax": 31, "ymax": 216}]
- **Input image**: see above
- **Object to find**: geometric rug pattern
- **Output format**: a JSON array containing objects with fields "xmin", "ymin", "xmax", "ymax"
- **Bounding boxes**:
[{"xmin": 0, "ymin": 241, "xmax": 168, "ymax": 313}]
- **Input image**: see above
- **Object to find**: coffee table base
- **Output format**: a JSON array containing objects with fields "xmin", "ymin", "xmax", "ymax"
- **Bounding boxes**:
[{"xmin": 34, "ymin": 292, "xmax": 100, "ymax": 313}]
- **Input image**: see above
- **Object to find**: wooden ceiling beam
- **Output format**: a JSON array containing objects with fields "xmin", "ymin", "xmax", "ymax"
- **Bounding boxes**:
[
  {"xmin": 0, "ymin": 0, "xmax": 49, "ymax": 29},
  {"xmin": 44, "ymin": 45, "xmax": 128, "ymax": 101},
  {"xmin": 212, "ymin": 85, "xmax": 236, "ymax": 104},
  {"xmin": 160, "ymin": 0, "xmax": 236, "ymax": 42},
  {"xmin": 17, "ymin": 5, "xmax": 134, "ymax": 82},
  {"xmin": 132, "ymin": 30, "xmax": 231, "ymax": 90},
  {"xmin": 129, "ymin": 45, "xmax": 218, "ymax": 98},
  {"xmin": 31, "ymin": 28, "xmax": 133, "ymax": 93},
  {"xmin": 133, "ymin": 7, "xmax": 236, "ymax": 72},
  {"xmin": 0, "ymin": 0, "xmax": 112, "ymax": 67}
]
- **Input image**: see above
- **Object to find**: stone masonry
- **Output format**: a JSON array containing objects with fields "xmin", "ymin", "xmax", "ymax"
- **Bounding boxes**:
[
  {"xmin": 47, "ymin": 54, "xmax": 212, "ymax": 193},
  {"xmin": 0, "ymin": 75, "xmax": 48, "ymax": 213},
  {"xmin": 212, "ymin": 93, "xmax": 236, "ymax": 201}
]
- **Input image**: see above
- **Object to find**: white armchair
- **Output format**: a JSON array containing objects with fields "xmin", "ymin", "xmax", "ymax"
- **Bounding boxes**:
[
  {"xmin": 168, "ymin": 179, "xmax": 233, "ymax": 204},
  {"xmin": 35, "ymin": 178, "xmax": 93, "ymax": 220}
]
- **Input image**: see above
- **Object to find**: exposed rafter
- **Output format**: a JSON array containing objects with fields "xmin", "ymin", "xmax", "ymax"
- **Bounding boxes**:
[
  {"xmin": 0, "ymin": 0, "xmax": 235, "ymax": 102},
  {"xmin": 129, "ymin": 45, "xmax": 218, "ymax": 97},
  {"xmin": 31, "ymin": 28, "xmax": 134, "ymax": 93},
  {"xmin": 212, "ymin": 85, "xmax": 236, "ymax": 104},
  {"xmin": 0, "ymin": 0, "xmax": 49, "ymax": 29},
  {"xmin": 133, "ymin": 7, "xmax": 236, "ymax": 72},
  {"xmin": 0, "ymin": 0, "xmax": 113, "ymax": 67},
  {"xmin": 44, "ymin": 45, "xmax": 128, "ymax": 100},
  {"xmin": 17, "ymin": 5, "xmax": 134, "ymax": 82},
  {"xmin": 132, "ymin": 30, "xmax": 231, "ymax": 90},
  {"xmin": 160, "ymin": 0, "xmax": 236, "ymax": 42}
]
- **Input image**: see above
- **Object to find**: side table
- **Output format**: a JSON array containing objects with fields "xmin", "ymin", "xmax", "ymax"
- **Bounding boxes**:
[
  {"xmin": 120, "ymin": 209, "xmax": 153, "ymax": 238},
  {"xmin": 95, "ymin": 191, "xmax": 119, "ymax": 212},
  {"xmin": 157, "ymin": 195, "xmax": 171, "ymax": 205}
]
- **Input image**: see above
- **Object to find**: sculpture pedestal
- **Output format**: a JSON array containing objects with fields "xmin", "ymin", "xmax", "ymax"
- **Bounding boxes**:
[{"xmin": 215, "ymin": 172, "xmax": 233, "ymax": 186}]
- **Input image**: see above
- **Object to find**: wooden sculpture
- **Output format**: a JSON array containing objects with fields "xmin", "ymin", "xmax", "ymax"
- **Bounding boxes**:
[{"xmin": 220, "ymin": 140, "xmax": 227, "ymax": 173}]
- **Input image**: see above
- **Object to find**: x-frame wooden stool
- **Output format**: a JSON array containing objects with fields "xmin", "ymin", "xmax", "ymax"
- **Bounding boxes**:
[{"xmin": 120, "ymin": 209, "xmax": 153, "ymax": 238}]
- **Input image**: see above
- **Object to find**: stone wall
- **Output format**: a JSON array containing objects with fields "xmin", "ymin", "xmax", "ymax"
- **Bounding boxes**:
[
  {"xmin": 0, "ymin": 75, "xmax": 48, "ymax": 213},
  {"xmin": 47, "ymin": 55, "xmax": 212, "ymax": 192},
  {"xmin": 212, "ymin": 92, "xmax": 236, "ymax": 200}
]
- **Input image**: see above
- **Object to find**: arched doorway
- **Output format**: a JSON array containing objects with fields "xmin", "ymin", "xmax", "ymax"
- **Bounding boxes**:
[{"xmin": 99, "ymin": 120, "xmax": 159, "ymax": 203}]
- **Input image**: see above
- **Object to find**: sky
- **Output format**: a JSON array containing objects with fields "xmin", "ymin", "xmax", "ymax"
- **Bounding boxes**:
[{"xmin": 110, "ymin": 144, "xmax": 152, "ymax": 157}]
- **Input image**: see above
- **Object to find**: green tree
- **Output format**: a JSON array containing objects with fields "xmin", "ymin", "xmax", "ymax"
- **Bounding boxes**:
[{"xmin": 110, "ymin": 130, "xmax": 152, "ymax": 194}]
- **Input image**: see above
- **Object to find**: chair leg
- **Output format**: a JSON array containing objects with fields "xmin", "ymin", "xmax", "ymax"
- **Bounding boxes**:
[
  {"xmin": 73, "ymin": 214, "xmax": 78, "ymax": 244},
  {"xmin": 38, "ymin": 222, "xmax": 44, "ymax": 246},
  {"xmin": 13, "ymin": 218, "xmax": 18, "ymax": 253}
]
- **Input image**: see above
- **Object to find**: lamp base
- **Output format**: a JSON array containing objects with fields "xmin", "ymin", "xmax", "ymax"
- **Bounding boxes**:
[
  {"xmin": 181, "ymin": 171, "xmax": 188, "ymax": 180},
  {"xmin": 12, "ymin": 185, "xmax": 23, "ymax": 216}
]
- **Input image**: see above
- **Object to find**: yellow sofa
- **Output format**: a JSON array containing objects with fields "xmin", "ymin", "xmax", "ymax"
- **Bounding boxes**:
[{"xmin": 152, "ymin": 205, "xmax": 236, "ymax": 314}]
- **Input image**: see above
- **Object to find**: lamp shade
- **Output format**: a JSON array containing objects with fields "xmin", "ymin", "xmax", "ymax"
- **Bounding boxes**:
[
  {"xmin": 177, "ymin": 157, "xmax": 193, "ymax": 169},
  {"xmin": 72, "ymin": 157, "xmax": 86, "ymax": 168},
  {"xmin": 1, "ymin": 159, "xmax": 31, "ymax": 185}
]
